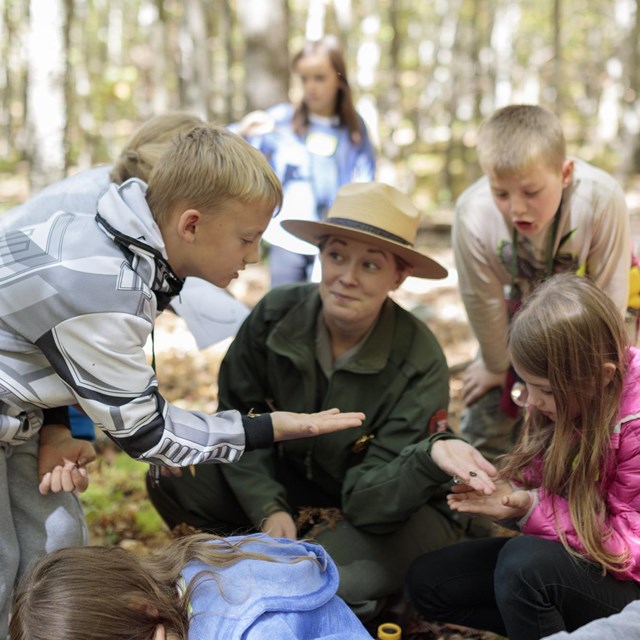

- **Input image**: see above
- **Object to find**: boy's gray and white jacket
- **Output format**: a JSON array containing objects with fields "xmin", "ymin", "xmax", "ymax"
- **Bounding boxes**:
[{"xmin": 0, "ymin": 178, "xmax": 262, "ymax": 464}]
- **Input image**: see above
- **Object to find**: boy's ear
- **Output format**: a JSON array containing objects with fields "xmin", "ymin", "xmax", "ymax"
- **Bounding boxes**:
[
  {"xmin": 561, "ymin": 159, "xmax": 574, "ymax": 188},
  {"xmin": 176, "ymin": 209, "xmax": 203, "ymax": 243}
]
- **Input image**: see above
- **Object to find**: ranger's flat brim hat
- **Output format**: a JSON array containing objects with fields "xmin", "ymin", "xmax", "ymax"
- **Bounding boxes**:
[{"xmin": 282, "ymin": 182, "xmax": 447, "ymax": 279}]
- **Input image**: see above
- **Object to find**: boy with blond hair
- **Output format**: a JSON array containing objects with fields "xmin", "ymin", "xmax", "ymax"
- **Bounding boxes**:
[
  {"xmin": 0, "ymin": 124, "xmax": 364, "ymax": 638},
  {"xmin": 455, "ymin": 104, "xmax": 629, "ymax": 460}
]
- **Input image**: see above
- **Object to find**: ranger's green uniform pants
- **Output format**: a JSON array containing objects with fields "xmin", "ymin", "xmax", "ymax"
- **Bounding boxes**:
[{"xmin": 147, "ymin": 463, "xmax": 462, "ymax": 621}]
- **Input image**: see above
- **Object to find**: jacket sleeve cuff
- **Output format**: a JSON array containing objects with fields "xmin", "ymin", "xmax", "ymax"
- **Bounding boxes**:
[
  {"xmin": 241, "ymin": 413, "xmax": 274, "ymax": 450},
  {"xmin": 425, "ymin": 430, "xmax": 461, "ymax": 455},
  {"xmin": 42, "ymin": 406, "xmax": 71, "ymax": 429},
  {"xmin": 516, "ymin": 489, "xmax": 539, "ymax": 529}
]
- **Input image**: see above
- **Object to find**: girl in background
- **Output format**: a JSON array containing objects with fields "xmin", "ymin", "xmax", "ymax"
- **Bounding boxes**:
[
  {"xmin": 407, "ymin": 274, "xmax": 640, "ymax": 640},
  {"xmin": 10, "ymin": 533, "xmax": 372, "ymax": 640},
  {"xmin": 234, "ymin": 35, "xmax": 376, "ymax": 287}
]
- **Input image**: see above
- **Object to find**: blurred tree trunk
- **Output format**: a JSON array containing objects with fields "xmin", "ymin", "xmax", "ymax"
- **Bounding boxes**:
[
  {"xmin": 68, "ymin": 0, "xmax": 96, "ymax": 169},
  {"xmin": 151, "ymin": 0, "xmax": 170, "ymax": 114},
  {"xmin": 387, "ymin": 0, "xmax": 400, "ymax": 113},
  {"xmin": 26, "ymin": 0, "xmax": 66, "ymax": 192},
  {"xmin": 0, "ymin": 0, "xmax": 14, "ymax": 157},
  {"xmin": 62, "ymin": 0, "xmax": 74, "ymax": 171},
  {"xmin": 1, "ymin": 0, "xmax": 30, "ymax": 161},
  {"xmin": 331, "ymin": 0, "xmax": 352, "ymax": 42},
  {"xmin": 305, "ymin": 0, "xmax": 325, "ymax": 40},
  {"xmin": 618, "ymin": 0, "xmax": 640, "ymax": 181},
  {"xmin": 552, "ymin": 0, "xmax": 563, "ymax": 115},
  {"xmin": 237, "ymin": 0, "xmax": 289, "ymax": 111},
  {"xmin": 470, "ymin": 0, "xmax": 495, "ymax": 123},
  {"xmin": 179, "ymin": 0, "xmax": 211, "ymax": 119},
  {"xmin": 491, "ymin": 2, "xmax": 520, "ymax": 108},
  {"xmin": 219, "ymin": 0, "xmax": 236, "ymax": 122},
  {"xmin": 441, "ymin": 0, "xmax": 462, "ymax": 199},
  {"xmin": 376, "ymin": 0, "xmax": 400, "ymax": 164},
  {"xmin": 107, "ymin": 0, "xmax": 123, "ymax": 67}
]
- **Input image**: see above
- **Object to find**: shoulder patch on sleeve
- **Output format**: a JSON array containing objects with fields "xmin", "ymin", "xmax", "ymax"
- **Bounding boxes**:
[{"xmin": 428, "ymin": 409, "xmax": 449, "ymax": 434}]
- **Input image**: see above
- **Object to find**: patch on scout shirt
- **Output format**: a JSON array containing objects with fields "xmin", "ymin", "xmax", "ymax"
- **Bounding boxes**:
[{"xmin": 428, "ymin": 409, "xmax": 449, "ymax": 434}]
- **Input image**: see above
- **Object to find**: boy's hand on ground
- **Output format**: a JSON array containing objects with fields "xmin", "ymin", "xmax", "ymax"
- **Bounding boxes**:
[
  {"xmin": 261, "ymin": 511, "xmax": 297, "ymax": 539},
  {"xmin": 462, "ymin": 360, "xmax": 508, "ymax": 406},
  {"xmin": 38, "ymin": 424, "xmax": 96, "ymax": 494},
  {"xmin": 431, "ymin": 438, "xmax": 498, "ymax": 494},
  {"xmin": 271, "ymin": 408, "xmax": 365, "ymax": 441}
]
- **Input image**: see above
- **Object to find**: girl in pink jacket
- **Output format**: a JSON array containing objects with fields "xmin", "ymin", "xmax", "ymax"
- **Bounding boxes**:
[{"xmin": 407, "ymin": 273, "xmax": 640, "ymax": 640}]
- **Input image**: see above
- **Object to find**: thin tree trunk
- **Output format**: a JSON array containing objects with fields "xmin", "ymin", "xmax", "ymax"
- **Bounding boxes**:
[
  {"xmin": 26, "ymin": 0, "xmax": 66, "ymax": 192},
  {"xmin": 552, "ymin": 0, "xmax": 563, "ymax": 115},
  {"xmin": 221, "ymin": 0, "xmax": 235, "ymax": 122},
  {"xmin": 183, "ymin": 0, "xmax": 211, "ymax": 120},
  {"xmin": 617, "ymin": 0, "xmax": 640, "ymax": 181},
  {"xmin": 305, "ymin": 0, "xmax": 326, "ymax": 40},
  {"xmin": 0, "ymin": 0, "xmax": 12, "ymax": 156},
  {"xmin": 237, "ymin": 0, "xmax": 289, "ymax": 111},
  {"xmin": 151, "ymin": 0, "xmax": 169, "ymax": 114},
  {"xmin": 63, "ymin": 0, "xmax": 74, "ymax": 172}
]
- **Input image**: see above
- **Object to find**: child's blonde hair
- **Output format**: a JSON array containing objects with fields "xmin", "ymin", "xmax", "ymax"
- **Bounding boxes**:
[
  {"xmin": 477, "ymin": 104, "xmax": 566, "ymax": 177},
  {"xmin": 145, "ymin": 124, "xmax": 282, "ymax": 227},
  {"xmin": 502, "ymin": 273, "xmax": 629, "ymax": 574},
  {"xmin": 110, "ymin": 112, "xmax": 206, "ymax": 184},
  {"xmin": 10, "ymin": 534, "xmax": 317, "ymax": 640}
]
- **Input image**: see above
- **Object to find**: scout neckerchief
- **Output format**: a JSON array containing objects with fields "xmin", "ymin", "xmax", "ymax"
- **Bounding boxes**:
[{"xmin": 508, "ymin": 200, "xmax": 563, "ymax": 319}]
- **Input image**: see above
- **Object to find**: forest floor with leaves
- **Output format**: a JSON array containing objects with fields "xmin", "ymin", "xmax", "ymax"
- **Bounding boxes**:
[{"xmin": 78, "ymin": 226, "xmax": 506, "ymax": 640}]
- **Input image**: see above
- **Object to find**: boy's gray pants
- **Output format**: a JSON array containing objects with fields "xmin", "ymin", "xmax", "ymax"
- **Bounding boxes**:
[{"xmin": 0, "ymin": 437, "xmax": 87, "ymax": 639}]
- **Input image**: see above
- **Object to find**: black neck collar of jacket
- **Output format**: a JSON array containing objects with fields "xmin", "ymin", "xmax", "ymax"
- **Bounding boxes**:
[{"xmin": 96, "ymin": 213, "xmax": 184, "ymax": 311}]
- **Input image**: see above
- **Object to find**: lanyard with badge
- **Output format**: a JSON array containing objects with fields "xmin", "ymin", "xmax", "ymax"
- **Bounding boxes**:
[
  {"xmin": 306, "ymin": 130, "xmax": 339, "ymax": 220},
  {"xmin": 306, "ymin": 131, "xmax": 338, "ymax": 157}
]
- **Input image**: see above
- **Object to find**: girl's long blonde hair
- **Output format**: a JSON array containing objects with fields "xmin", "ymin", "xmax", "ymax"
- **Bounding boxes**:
[
  {"xmin": 10, "ymin": 534, "xmax": 315, "ymax": 640},
  {"xmin": 501, "ymin": 273, "xmax": 629, "ymax": 574}
]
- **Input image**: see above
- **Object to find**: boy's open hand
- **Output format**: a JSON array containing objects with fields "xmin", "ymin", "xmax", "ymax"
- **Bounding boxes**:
[
  {"xmin": 462, "ymin": 359, "xmax": 508, "ymax": 406},
  {"xmin": 447, "ymin": 479, "xmax": 531, "ymax": 520},
  {"xmin": 271, "ymin": 408, "xmax": 365, "ymax": 441},
  {"xmin": 38, "ymin": 424, "xmax": 96, "ymax": 495}
]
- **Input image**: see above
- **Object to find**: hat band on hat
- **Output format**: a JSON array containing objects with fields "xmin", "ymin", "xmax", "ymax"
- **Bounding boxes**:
[{"xmin": 327, "ymin": 217, "xmax": 412, "ymax": 247}]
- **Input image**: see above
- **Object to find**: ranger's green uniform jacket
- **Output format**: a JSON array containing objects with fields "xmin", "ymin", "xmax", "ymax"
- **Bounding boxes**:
[{"xmin": 219, "ymin": 284, "xmax": 455, "ymax": 534}]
